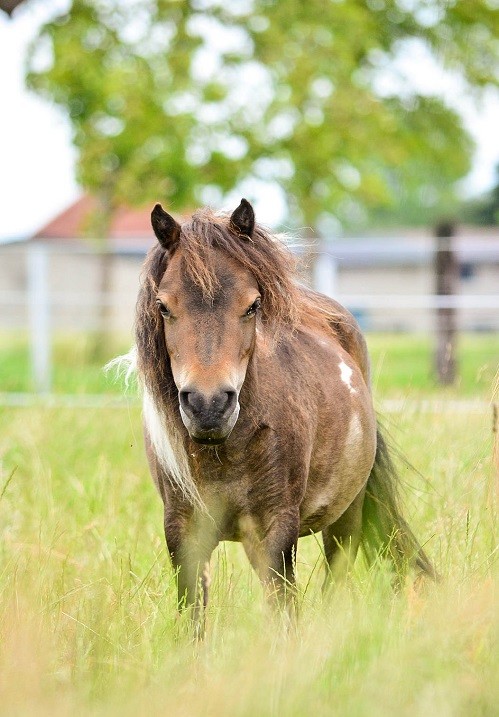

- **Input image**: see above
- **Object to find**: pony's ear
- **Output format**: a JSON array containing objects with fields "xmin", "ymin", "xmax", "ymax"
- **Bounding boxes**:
[
  {"xmin": 230, "ymin": 198, "xmax": 255, "ymax": 238},
  {"xmin": 151, "ymin": 204, "xmax": 180, "ymax": 250}
]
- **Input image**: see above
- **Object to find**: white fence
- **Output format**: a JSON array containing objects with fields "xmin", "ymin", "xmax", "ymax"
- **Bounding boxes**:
[{"xmin": 1, "ymin": 238, "xmax": 498, "ymax": 392}]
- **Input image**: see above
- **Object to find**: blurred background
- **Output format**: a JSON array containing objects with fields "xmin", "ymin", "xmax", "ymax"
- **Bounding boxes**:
[
  {"xmin": 0, "ymin": 0, "xmax": 498, "ymax": 398},
  {"xmin": 1, "ymin": 6, "xmax": 499, "ymax": 711}
]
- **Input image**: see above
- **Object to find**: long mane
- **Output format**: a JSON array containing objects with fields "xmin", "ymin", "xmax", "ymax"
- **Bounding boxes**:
[
  {"xmin": 136, "ymin": 208, "xmax": 343, "ymax": 396},
  {"xmin": 134, "ymin": 208, "xmax": 344, "ymax": 507}
]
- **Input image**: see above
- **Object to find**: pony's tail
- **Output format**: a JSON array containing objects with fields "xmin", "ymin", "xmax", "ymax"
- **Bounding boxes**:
[{"xmin": 361, "ymin": 426, "xmax": 437, "ymax": 581}]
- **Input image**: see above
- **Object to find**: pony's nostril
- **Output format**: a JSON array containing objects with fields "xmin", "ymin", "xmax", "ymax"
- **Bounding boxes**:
[
  {"xmin": 211, "ymin": 390, "xmax": 237, "ymax": 417},
  {"xmin": 179, "ymin": 390, "xmax": 197, "ymax": 417},
  {"xmin": 223, "ymin": 390, "xmax": 237, "ymax": 415}
]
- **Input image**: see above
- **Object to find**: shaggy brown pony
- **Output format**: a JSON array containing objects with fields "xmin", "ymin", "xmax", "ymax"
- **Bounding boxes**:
[{"xmin": 128, "ymin": 198, "xmax": 434, "ymax": 632}]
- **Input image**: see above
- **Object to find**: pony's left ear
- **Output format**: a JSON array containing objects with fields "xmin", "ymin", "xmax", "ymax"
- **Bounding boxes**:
[
  {"xmin": 230, "ymin": 198, "xmax": 255, "ymax": 238},
  {"xmin": 151, "ymin": 204, "xmax": 181, "ymax": 250}
]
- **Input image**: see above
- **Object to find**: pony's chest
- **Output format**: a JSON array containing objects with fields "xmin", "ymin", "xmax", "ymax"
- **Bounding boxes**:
[
  {"xmin": 194, "ymin": 472, "xmax": 255, "ymax": 541},
  {"xmin": 191, "ymin": 443, "xmax": 289, "ymax": 539}
]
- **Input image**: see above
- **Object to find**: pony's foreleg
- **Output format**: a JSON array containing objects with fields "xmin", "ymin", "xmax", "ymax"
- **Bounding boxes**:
[
  {"xmin": 322, "ymin": 487, "xmax": 366, "ymax": 591},
  {"xmin": 164, "ymin": 513, "xmax": 217, "ymax": 638},
  {"xmin": 244, "ymin": 509, "xmax": 300, "ymax": 616}
]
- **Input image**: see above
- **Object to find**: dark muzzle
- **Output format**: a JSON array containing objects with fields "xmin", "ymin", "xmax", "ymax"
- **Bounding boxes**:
[{"xmin": 179, "ymin": 388, "xmax": 238, "ymax": 444}]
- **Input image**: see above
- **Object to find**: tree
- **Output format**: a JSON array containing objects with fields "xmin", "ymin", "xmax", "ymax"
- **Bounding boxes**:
[
  {"xmin": 27, "ymin": 0, "xmax": 499, "ymax": 229},
  {"xmin": 461, "ymin": 163, "xmax": 499, "ymax": 225}
]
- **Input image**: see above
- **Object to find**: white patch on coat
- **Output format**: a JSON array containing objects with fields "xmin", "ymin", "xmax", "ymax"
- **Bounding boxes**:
[
  {"xmin": 305, "ymin": 410, "xmax": 364, "ymax": 517},
  {"xmin": 344, "ymin": 411, "xmax": 363, "ymax": 456},
  {"xmin": 339, "ymin": 360, "xmax": 357, "ymax": 394}
]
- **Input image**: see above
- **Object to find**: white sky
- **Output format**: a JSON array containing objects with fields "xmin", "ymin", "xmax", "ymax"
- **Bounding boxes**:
[{"xmin": 1, "ymin": 1, "xmax": 499, "ymax": 240}]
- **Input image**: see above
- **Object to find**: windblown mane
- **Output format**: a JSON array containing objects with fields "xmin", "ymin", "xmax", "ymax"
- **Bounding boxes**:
[
  {"xmin": 175, "ymin": 207, "xmax": 301, "ymax": 327},
  {"xmin": 133, "ymin": 208, "xmax": 344, "ymax": 506},
  {"xmin": 136, "ymin": 207, "xmax": 347, "ymax": 396}
]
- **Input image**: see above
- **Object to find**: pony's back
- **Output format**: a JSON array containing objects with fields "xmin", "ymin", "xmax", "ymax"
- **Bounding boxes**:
[{"xmin": 297, "ymin": 285, "xmax": 371, "ymax": 386}]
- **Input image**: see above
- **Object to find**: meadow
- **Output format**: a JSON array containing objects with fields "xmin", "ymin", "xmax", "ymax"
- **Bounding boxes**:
[{"xmin": 0, "ymin": 332, "xmax": 497, "ymax": 716}]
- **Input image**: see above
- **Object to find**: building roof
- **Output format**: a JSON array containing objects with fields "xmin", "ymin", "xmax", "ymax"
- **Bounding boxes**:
[
  {"xmin": 32, "ymin": 195, "xmax": 171, "ymax": 253},
  {"xmin": 31, "ymin": 195, "xmax": 499, "ymax": 263}
]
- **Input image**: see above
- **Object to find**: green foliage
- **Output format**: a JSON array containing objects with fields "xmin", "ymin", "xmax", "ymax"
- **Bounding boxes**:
[
  {"xmin": 461, "ymin": 163, "xmax": 499, "ymax": 225},
  {"xmin": 26, "ymin": 0, "xmax": 499, "ymax": 227}
]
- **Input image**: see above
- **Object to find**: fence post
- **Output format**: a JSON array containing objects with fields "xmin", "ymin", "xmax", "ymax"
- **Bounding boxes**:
[
  {"xmin": 434, "ymin": 221, "xmax": 458, "ymax": 385},
  {"xmin": 313, "ymin": 249, "xmax": 338, "ymax": 298},
  {"xmin": 27, "ymin": 243, "xmax": 51, "ymax": 393}
]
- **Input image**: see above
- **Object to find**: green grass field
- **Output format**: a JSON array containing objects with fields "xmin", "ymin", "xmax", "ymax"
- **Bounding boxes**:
[
  {"xmin": 0, "ymin": 332, "xmax": 498, "ymax": 715},
  {"xmin": 0, "ymin": 331, "xmax": 498, "ymax": 397}
]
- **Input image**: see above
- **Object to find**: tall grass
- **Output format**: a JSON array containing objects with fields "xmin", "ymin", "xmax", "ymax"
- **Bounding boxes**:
[
  {"xmin": 0, "ymin": 331, "xmax": 497, "ymax": 714},
  {"xmin": 0, "ymin": 398, "xmax": 497, "ymax": 715}
]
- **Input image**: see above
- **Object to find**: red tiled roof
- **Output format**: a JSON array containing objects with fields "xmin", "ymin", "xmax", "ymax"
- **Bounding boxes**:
[{"xmin": 33, "ymin": 195, "xmax": 157, "ymax": 244}]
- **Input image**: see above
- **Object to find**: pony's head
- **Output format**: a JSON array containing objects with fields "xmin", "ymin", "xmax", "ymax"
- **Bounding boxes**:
[
  {"xmin": 140, "ymin": 199, "xmax": 297, "ymax": 445},
  {"xmin": 151, "ymin": 200, "xmax": 259, "ymax": 444}
]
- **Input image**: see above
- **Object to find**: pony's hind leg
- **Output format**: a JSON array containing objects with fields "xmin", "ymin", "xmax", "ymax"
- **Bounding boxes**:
[{"xmin": 322, "ymin": 488, "xmax": 366, "ymax": 591}]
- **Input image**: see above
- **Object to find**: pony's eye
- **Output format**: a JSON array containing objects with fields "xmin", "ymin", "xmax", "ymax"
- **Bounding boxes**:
[
  {"xmin": 244, "ymin": 297, "xmax": 261, "ymax": 317},
  {"xmin": 156, "ymin": 301, "xmax": 171, "ymax": 318}
]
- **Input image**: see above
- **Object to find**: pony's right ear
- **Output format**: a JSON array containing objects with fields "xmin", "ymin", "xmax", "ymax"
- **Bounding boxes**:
[{"xmin": 151, "ymin": 204, "xmax": 181, "ymax": 250}]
